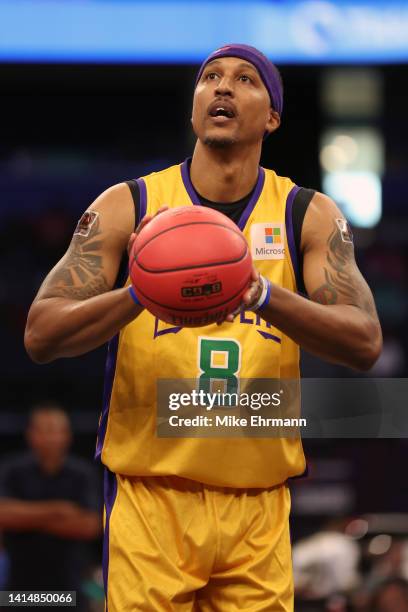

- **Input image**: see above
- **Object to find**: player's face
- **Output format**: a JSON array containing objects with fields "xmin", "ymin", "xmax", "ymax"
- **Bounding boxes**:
[
  {"xmin": 27, "ymin": 411, "xmax": 72, "ymax": 459},
  {"xmin": 192, "ymin": 56, "xmax": 279, "ymax": 147}
]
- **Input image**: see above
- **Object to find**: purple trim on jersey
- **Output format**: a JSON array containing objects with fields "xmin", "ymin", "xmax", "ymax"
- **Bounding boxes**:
[
  {"xmin": 95, "ymin": 333, "xmax": 119, "ymax": 460},
  {"xmin": 181, "ymin": 158, "xmax": 200, "ymax": 204},
  {"xmin": 237, "ymin": 167, "xmax": 265, "ymax": 231},
  {"xmin": 153, "ymin": 317, "xmax": 182, "ymax": 338},
  {"xmin": 180, "ymin": 158, "xmax": 265, "ymax": 231},
  {"xmin": 96, "ymin": 178, "xmax": 145, "ymax": 460},
  {"xmin": 285, "ymin": 185, "xmax": 301, "ymax": 291},
  {"xmin": 102, "ymin": 468, "xmax": 118, "ymax": 610},
  {"xmin": 257, "ymin": 330, "xmax": 281, "ymax": 343},
  {"xmin": 136, "ymin": 177, "xmax": 148, "ymax": 221}
]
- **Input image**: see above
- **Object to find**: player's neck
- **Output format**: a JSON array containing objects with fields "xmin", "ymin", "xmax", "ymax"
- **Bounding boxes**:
[{"xmin": 190, "ymin": 141, "xmax": 261, "ymax": 203}]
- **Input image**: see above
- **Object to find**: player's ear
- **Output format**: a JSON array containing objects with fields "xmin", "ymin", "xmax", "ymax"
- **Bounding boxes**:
[{"xmin": 266, "ymin": 109, "xmax": 280, "ymax": 135}]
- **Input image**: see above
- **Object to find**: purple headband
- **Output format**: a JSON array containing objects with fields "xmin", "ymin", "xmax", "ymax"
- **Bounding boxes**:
[{"xmin": 195, "ymin": 43, "xmax": 283, "ymax": 116}]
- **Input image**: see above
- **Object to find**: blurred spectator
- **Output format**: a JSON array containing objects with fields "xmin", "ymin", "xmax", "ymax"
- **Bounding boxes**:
[
  {"xmin": 371, "ymin": 577, "xmax": 408, "ymax": 611},
  {"xmin": 293, "ymin": 530, "xmax": 360, "ymax": 600},
  {"xmin": 0, "ymin": 535, "xmax": 8, "ymax": 588},
  {"xmin": 0, "ymin": 404, "xmax": 101, "ymax": 610}
]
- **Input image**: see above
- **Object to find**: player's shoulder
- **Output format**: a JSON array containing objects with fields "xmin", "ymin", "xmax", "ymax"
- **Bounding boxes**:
[
  {"xmin": 92, "ymin": 181, "xmax": 134, "ymax": 207},
  {"xmin": 302, "ymin": 191, "xmax": 352, "ymax": 250},
  {"xmin": 83, "ymin": 181, "xmax": 136, "ymax": 236},
  {"xmin": 88, "ymin": 163, "xmax": 181, "ymax": 232},
  {"xmin": 304, "ymin": 191, "xmax": 345, "ymax": 226}
]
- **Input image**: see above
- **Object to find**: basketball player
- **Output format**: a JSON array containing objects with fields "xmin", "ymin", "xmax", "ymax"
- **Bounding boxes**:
[{"xmin": 24, "ymin": 45, "xmax": 382, "ymax": 611}]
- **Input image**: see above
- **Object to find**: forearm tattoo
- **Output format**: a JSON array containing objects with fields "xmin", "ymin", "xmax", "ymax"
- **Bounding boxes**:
[
  {"xmin": 310, "ymin": 219, "xmax": 377, "ymax": 318},
  {"xmin": 38, "ymin": 213, "xmax": 110, "ymax": 300}
]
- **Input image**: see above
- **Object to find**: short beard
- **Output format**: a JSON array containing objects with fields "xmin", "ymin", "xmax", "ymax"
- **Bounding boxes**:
[{"xmin": 203, "ymin": 136, "xmax": 236, "ymax": 148}]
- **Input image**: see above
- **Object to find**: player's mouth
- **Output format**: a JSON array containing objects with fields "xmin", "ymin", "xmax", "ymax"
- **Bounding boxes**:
[{"xmin": 208, "ymin": 101, "xmax": 237, "ymax": 123}]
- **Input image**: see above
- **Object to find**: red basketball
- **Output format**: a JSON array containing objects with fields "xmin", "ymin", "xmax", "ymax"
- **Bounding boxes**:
[{"xmin": 129, "ymin": 206, "xmax": 252, "ymax": 327}]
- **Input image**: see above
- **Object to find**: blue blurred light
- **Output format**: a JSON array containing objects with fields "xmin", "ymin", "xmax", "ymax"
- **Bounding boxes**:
[{"xmin": 0, "ymin": 1, "xmax": 408, "ymax": 63}]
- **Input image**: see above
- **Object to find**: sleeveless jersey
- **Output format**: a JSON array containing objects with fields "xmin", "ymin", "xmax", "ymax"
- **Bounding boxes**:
[{"xmin": 96, "ymin": 160, "xmax": 306, "ymax": 488}]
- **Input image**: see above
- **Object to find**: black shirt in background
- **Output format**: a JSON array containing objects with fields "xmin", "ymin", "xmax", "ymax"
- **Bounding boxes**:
[{"xmin": 0, "ymin": 453, "xmax": 101, "ymax": 594}]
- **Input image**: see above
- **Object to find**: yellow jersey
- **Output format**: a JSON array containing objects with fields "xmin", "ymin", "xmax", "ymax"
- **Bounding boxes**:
[{"xmin": 96, "ymin": 160, "xmax": 306, "ymax": 488}]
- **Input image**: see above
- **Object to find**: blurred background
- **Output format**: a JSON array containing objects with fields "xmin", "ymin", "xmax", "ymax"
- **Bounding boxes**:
[{"xmin": 0, "ymin": 0, "xmax": 407, "ymax": 610}]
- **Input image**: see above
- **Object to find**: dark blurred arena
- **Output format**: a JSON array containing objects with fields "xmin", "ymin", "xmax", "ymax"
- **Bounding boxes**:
[{"xmin": 0, "ymin": 1, "xmax": 407, "ymax": 610}]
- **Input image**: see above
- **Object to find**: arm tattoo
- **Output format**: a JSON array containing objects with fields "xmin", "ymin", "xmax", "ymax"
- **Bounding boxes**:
[
  {"xmin": 39, "ymin": 215, "xmax": 110, "ymax": 300},
  {"xmin": 310, "ymin": 220, "xmax": 377, "ymax": 318}
]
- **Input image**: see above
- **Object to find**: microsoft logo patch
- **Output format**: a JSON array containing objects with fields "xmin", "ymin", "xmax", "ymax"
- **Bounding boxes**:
[
  {"xmin": 264, "ymin": 227, "xmax": 282, "ymax": 244},
  {"xmin": 251, "ymin": 223, "xmax": 285, "ymax": 260}
]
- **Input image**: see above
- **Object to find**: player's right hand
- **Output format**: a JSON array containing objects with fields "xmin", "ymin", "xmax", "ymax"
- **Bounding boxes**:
[{"xmin": 127, "ymin": 206, "xmax": 169, "ymax": 256}]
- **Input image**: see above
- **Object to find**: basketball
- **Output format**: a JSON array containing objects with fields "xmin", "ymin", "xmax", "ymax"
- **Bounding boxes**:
[{"xmin": 129, "ymin": 206, "xmax": 252, "ymax": 326}]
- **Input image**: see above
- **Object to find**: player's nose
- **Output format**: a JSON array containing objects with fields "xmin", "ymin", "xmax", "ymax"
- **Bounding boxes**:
[{"xmin": 215, "ymin": 76, "xmax": 234, "ymax": 97}]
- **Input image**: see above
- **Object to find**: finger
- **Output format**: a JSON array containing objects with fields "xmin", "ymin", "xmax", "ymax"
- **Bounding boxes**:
[
  {"xmin": 127, "ymin": 232, "xmax": 137, "ymax": 255},
  {"xmin": 136, "ymin": 207, "xmax": 168, "ymax": 236},
  {"xmin": 140, "ymin": 214, "xmax": 153, "ymax": 227},
  {"xmin": 242, "ymin": 290, "xmax": 253, "ymax": 304},
  {"xmin": 216, "ymin": 303, "xmax": 242, "ymax": 325},
  {"xmin": 230, "ymin": 304, "xmax": 242, "ymax": 318},
  {"xmin": 136, "ymin": 214, "xmax": 153, "ymax": 234},
  {"xmin": 251, "ymin": 265, "xmax": 260, "ymax": 282},
  {"xmin": 243, "ymin": 284, "xmax": 260, "ymax": 305}
]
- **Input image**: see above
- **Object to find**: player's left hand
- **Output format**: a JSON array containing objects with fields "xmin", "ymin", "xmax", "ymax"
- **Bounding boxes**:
[
  {"xmin": 220, "ymin": 265, "xmax": 263, "ymax": 324},
  {"xmin": 242, "ymin": 265, "xmax": 264, "ymax": 309}
]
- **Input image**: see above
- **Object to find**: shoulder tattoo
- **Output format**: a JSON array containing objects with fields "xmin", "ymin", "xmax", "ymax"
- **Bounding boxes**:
[{"xmin": 39, "ymin": 211, "xmax": 110, "ymax": 300}]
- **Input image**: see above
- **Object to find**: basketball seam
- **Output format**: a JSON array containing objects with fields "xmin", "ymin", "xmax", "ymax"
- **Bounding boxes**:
[
  {"xmin": 133, "ymin": 220, "xmax": 246, "ymax": 264},
  {"xmin": 136, "ymin": 250, "xmax": 248, "ymax": 274}
]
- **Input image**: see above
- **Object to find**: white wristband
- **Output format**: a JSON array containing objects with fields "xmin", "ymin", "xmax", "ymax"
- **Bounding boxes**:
[{"xmin": 247, "ymin": 275, "xmax": 272, "ymax": 312}]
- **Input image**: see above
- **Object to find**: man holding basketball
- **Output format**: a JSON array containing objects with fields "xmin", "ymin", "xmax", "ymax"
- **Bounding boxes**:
[{"xmin": 25, "ymin": 44, "xmax": 382, "ymax": 611}]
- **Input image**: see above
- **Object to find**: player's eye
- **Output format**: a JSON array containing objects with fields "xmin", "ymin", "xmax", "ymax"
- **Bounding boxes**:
[
  {"xmin": 239, "ymin": 74, "xmax": 252, "ymax": 83},
  {"xmin": 205, "ymin": 72, "xmax": 219, "ymax": 81}
]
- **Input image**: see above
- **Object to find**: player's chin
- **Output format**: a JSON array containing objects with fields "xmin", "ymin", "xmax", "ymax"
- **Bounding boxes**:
[
  {"xmin": 203, "ymin": 135, "xmax": 238, "ymax": 148},
  {"xmin": 202, "ymin": 127, "xmax": 239, "ymax": 148}
]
